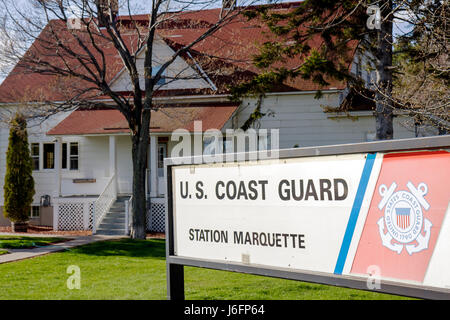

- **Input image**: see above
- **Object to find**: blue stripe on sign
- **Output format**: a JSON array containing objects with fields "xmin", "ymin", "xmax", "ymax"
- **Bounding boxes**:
[{"xmin": 333, "ymin": 153, "xmax": 377, "ymax": 275}]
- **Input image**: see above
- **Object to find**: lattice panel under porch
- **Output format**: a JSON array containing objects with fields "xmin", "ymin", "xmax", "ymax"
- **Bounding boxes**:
[
  {"xmin": 146, "ymin": 201, "xmax": 166, "ymax": 233},
  {"xmin": 57, "ymin": 203, "xmax": 84, "ymax": 231}
]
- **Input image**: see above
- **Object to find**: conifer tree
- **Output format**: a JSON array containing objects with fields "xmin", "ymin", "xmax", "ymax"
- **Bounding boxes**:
[
  {"xmin": 3, "ymin": 113, "xmax": 35, "ymax": 231},
  {"xmin": 232, "ymin": 1, "xmax": 447, "ymax": 139}
]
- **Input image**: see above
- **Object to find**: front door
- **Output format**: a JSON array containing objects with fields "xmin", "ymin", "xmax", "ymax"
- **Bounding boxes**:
[{"xmin": 157, "ymin": 139, "xmax": 167, "ymax": 196}]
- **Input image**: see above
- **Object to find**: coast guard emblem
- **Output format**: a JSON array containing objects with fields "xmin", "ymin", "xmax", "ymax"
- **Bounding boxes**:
[{"xmin": 377, "ymin": 181, "xmax": 432, "ymax": 255}]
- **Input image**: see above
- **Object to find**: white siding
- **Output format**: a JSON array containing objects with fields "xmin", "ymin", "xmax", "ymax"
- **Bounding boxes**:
[
  {"xmin": 230, "ymin": 93, "xmax": 416, "ymax": 149},
  {"xmin": 351, "ymin": 50, "xmax": 376, "ymax": 87},
  {"xmin": 0, "ymin": 109, "xmax": 73, "ymax": 205},
  {"xmin": 116, "ymin": 135, "xmax": 133, "ymax": 194},
  {"xmin": 55, "ymin": 135, "xmax": 133, "ymax": 196},
  {"xmin": 0, "ymin": 92, "xmax": 430, "ymax": 206},
  {"xmin": 110, "ymin": 39, "xmax": 211, "ymax": 92}
]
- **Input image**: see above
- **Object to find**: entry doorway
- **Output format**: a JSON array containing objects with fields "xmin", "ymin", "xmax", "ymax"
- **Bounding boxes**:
[{"xmin": 157, "ymin": 137, "xmax": 168, "ymax": 195}]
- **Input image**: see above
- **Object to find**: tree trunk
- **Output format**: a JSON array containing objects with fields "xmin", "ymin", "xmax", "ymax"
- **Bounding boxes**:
[
  {"xmin": 375, "ymin": 0, "xmax": 394, "ymax": 140},
  {"xmin": 130, "ymin": 121, "xmax": 150, "ymax": 239}
]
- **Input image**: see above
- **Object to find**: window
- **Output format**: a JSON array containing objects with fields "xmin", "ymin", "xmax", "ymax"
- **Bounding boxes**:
[
  {"xmin": 62, "ymin": 143, "xmax": 67, "ymax": 169},
  {"xmin": 31, "ymin": 142, "xmax": 79, "ymax": 170},
  {"xmin": 30, "ymin": 206, "xmax": 40, "ymax": 218},
  {"xmin": 157, "ymin": 140, "xmax": 167, "ymax": 178},
  {"xmin": 152, "ymin": 66, "xmax": 166, "ymax": 86},
  {"xmin": 31, "ymin": 143, "xmax": 39, "ymax": 171},
  {"xmin": 43, "ymin": 143, "xmax": 55, "ymax": 169},
  {"xmin": 60, "ymin": 142, "xmax": 79, "ymax": 170},
  {"xmin": 69, "ymin": 142, "xmax": 79, "ymax": 170},
  {"xmin": 158, "ymin": 143, "xmax": 167, "ymax": 168}
]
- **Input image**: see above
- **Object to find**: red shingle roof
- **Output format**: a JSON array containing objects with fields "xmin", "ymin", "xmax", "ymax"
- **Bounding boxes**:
[
  {"xmin": 47, "ymin": 103, "xmax": 239, "ymax": 135},
  {"xmin": 0, "ymin": 2, "xmax": 355, "ymax": 104}
]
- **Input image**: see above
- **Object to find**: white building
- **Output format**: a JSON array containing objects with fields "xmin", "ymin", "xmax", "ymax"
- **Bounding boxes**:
[{"xmin": 0, "ymin": 3, "xmax": 423, "ymax": 234}]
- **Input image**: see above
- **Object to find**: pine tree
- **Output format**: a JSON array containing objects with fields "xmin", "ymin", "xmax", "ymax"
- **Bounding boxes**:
[
  {"xmin": 3, "ymin": 113, "xmax": 35, "ymax": 230},
  {"xmin": 230, "ymin": 1, "xmax": 417, "ymax": 140}
]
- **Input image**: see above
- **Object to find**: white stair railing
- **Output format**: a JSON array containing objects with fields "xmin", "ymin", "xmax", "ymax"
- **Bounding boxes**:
[{"xmin": 93, "ymin": 174, "xmax": 117, "ymax": 234}]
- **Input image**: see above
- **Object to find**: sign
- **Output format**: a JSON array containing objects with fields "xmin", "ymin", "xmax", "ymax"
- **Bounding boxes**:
[
  {"xmin": 166, "ymin": 137, "xmax": 450, "ymax": 299},
  {"xmin": 172, "ymin": 153, "xmax": 380, "ymax": 274},
  {"xmin": 351, "ymin": 151, "xmax": 450, "ymax": 287}
]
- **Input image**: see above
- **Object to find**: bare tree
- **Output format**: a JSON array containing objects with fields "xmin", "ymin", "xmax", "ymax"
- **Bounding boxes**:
[
  {"xmin": 347, "ymin": 0, "xmax": 449, "ymax": 137},
  {"xmin": 0, "ymin": 15, "xmax": 25, "ymax": 81},
  {"xmin": 0, "ymin": 0, "xmax": 259, "ymax": 238},
  {"xmin": 392, "ymin": 1, "xmax": 449, "ymax": 134}
]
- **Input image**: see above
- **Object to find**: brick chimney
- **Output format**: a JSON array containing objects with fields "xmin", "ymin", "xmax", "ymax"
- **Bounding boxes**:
[{"xmin": 96, "ymin": 0, "xmax": 118, "ymax": 26}]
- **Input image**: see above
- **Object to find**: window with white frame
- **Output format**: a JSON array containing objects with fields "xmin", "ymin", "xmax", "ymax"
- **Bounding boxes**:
[
  {"xmin": 31, "ymin": 143, "xmax": 39, "ymax": 171},
  {"xmin": 61, "ymin": 142, "xmax": 79, "ymax": 170},
  {"xmin": 31, "ymin": 142, "xmax": 79, "ymax": 170},
  {"xmin": 30, "ymin": 206, "xmax": 40, "ymax": 218},
  {"xmin": 43, "ymin": 143, "xmax": 55, "ymax": 169},
  {"xmin": 157, "ymin": 142, "xmax": 167, "ymax": 177},
  {"xmin": 69, "ymin": 142, "xmax": 79, "ymax": 170},
  {"xmin": 62, "ymin": 143, "xmax": 67, "ymax": 169}
]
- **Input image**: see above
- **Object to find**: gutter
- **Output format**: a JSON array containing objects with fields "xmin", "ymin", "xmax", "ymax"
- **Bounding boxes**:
[{"xmin": 0, "ymin": 89, "xmax": 344, "ymax": 107}]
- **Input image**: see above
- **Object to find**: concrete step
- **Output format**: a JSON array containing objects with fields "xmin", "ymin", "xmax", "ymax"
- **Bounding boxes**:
[
  {"xmin": 110, "ymin": 204, "xmax": 126, "ymax": 209},
  {"xmin": 104, "ymin": 212, "xmax": 126, "ymax": 218},
  {"xmin": 97, "ymin": 223, "xmax": 126, "ymax": 230},
  {"xmin": 97, "ymin": 219, "xmax": 126, "ymax": 228},
  {"xmin": 110, "ymin": 201, "xmax": 126, "ymax": 206},
  {"xmin": 102, "ymin": 216, "xmax": 126, "ymax": 223},
  {"xmin": 115, "ymin": 196, "xmax": 131, "ymax": 202},
  {"xmin": 96, "ymin": 229, "xmax": 127, "ymax": 236},
  {"xmin": 108, "ymin": 209, "xmax": 125, "ymax": 215},
  {"xmin": 93, "ymin": 196, "xmax": 130, "ymax": 236}
]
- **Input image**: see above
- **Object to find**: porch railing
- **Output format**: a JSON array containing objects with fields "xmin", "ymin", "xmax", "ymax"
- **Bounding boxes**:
[{"xmin": 93, "ymin": 174, "xmax": 117, "ymax": 234}]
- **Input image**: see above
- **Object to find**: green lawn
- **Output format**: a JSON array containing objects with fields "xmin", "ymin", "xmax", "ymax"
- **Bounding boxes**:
[
  {"xmin": 0, "ymin": 238, "xmax": 413, "ymax": 300},
  {"xmin": 0, "ymin": 250, "xmax": 8, "ymax": 255},
  {"xmin": 0, "ymin": 236, "xmax": 68, "ymax": 249}
]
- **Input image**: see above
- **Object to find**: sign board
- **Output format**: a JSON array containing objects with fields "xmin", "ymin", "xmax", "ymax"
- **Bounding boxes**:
[{"xmin": 165, "ymin": 136, "xmax": 450, "ymax": 300}]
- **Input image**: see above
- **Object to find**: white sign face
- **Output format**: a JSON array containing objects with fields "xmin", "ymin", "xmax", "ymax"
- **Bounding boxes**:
[
  {"xmin": 170, "ymin": 148, "xmax": 450, "ymax": 296},
  {"xmin": 171, "ymin": 154, "xmax": 382, "ymax": 274}
]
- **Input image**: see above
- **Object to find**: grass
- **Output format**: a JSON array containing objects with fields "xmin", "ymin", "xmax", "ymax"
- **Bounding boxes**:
[
  {"xmin": 0, "ymin": 238, "xmax": 413, "ymax": 300},
  {"xmin": 0, "ymin": 236, "xmax": 68, "ymax": 249},
  {"xmin": 0, "ymin": 249, "xmax": 8, "ymax": 255}
]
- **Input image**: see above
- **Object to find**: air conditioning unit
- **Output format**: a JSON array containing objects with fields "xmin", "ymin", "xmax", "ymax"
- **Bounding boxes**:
[{"xmin": 40, "ymin": 195, "xmax": 51, "ymax": 207}]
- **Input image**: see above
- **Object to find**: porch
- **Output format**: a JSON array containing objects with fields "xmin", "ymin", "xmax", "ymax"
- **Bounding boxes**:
[
  {"xmin": 43, "ymin": 103, "xmax": 238, "ymax": 234},
  {"xmin": 50, "ymin": 134, "xmax": 168, "ymax": 234}
]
